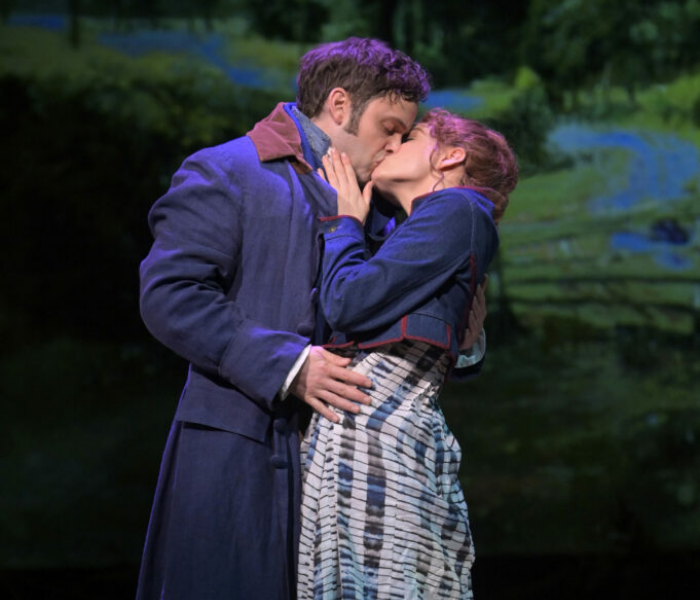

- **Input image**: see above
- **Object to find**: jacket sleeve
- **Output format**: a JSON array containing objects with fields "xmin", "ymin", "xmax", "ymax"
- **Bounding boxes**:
[
  {"xmin": 139, "ymin": 150, "xmax": 308, "ymax": 410},
  {"xmin": 319, "ymin": 190, "xmax": 498, "ymax": 334}
]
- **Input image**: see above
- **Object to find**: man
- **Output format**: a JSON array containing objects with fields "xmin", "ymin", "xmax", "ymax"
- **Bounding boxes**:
[{"xmin": 136, "ymin": 38, "xmax": 485, "ymax": 600}]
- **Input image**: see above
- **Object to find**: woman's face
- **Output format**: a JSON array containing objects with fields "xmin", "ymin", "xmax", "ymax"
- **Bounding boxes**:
[{"xmin": 370, "ymin": 124, "xmax": 438, "ymax": 193}]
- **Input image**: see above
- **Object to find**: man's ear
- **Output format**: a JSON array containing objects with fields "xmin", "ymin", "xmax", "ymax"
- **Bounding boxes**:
[
  {"xmin": 327, "ymin": 87, "xmax": 351, "ymax": 126},
  {"xmin": 438, "ymin": 147, "xmax": 466, "ymax": 171}
]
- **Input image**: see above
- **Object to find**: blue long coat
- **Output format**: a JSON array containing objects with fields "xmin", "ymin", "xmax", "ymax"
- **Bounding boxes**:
[{"xmin": 136, "ymin": 103, "xmax": 335, "ymax": 600}]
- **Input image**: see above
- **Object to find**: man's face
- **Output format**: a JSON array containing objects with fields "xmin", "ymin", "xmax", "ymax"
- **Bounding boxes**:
[{"xmin": 332, "ymin": 95, "xmax": 418, "ymax": 185}]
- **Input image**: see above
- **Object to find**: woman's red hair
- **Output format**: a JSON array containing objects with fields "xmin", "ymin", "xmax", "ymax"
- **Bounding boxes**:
[{"xmin": 420, "ymin": 109, "xmax": 518, "ymax": 223}]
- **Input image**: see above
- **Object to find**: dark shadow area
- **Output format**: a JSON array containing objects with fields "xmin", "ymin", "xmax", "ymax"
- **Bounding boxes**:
[{"xmin": 2, "ymin": 552, "xmax": 699, "ymax": 600}]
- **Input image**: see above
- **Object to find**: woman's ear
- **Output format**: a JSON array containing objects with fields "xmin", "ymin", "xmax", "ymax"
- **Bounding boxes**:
[
  {"xmin": 327, "ymin": 87, "xmax": 351, "ymax": 126},
  {"xmin": 438, "ymin": 147, "xmax": 466, "ymax": 171}
]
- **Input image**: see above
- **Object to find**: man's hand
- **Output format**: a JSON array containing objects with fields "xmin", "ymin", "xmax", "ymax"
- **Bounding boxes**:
[
  {"xmin": 291, "ymin": 346, "xmax": 372, "ymax": 423},
  {"xmin": 460, "ymin": 274, "xmax": 488, "ymax": 351}
]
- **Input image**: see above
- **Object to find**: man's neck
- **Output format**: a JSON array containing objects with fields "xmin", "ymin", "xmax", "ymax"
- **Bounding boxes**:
[{"xmin": 291, "ymin": 106, "xmax": 331, "ymax": 168}]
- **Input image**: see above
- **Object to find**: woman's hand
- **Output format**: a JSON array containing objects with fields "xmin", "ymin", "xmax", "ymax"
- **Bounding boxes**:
[
  {"xmin": 319, "ymin": 148, "xmax": 373, "ymax": 224},
  {"xmin": 460, "ymin": 275, "xmax": 488, "ymax": 350}
]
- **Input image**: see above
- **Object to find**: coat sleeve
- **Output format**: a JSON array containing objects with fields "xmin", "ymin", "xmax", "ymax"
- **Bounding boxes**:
[
  {"xmin": 319, "ymin": 190, "xmax": 498, "ymax": 335},
  {"xmin": 139, "ymin": 149, "xmax": 308, "ymax": 410}
]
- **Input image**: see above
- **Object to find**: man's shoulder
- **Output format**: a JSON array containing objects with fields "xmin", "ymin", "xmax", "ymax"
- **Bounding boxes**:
[
  {"xmin": 193, "ymin": 135, "xmax": 300, "ymax": 177},
  {"xmin": 181, "ymin": 135, "xmax": 295, "ymax": 186},
  {"xmin": 189, "ymin": 135, "xmax": 258, "ymax": 167}
]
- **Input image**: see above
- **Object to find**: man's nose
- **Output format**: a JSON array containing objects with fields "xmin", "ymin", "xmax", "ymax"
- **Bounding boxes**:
[{"xmin": 385, "ymin": 134, "xmax": 402, "ymax": 153}]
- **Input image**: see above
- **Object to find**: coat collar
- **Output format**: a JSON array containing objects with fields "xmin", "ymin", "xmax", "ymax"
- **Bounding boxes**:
[{"xmin": 246, "ymin": 102, "xmax": 314, "ymax": 174}]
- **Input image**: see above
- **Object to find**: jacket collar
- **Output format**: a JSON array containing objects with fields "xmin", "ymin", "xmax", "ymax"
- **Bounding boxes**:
[
  {"xmin": 246, "ymin": 102, "xmax": 316, "ymax": 174},
  {"xmin": 410, "ymin": 186, "xmax": 498, "ymax": 220}
]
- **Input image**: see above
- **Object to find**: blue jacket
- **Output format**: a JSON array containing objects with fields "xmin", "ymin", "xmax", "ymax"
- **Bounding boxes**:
[
  {"xmin": 137, "ymin": 103, "xmax": 335, "ymax": 600},
  {"xmin": 140, "ymin": 103, "xmax": 332, "ymax": 439},
  {"xmin": 319, "ymin": 188, "xmax": 499, "ymax": 364}
]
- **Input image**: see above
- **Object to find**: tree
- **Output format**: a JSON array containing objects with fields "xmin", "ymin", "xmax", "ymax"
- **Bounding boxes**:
[
  {"xmin": 1, "ymin": 0, "xmax": 17, "ymax": 23},
  {"xmin": 68, "ymin": 0, "xmax": 82, "ymax": 48},
  {"xmin": 522, "ymin": 0, "xmax": 700, "ymax": 108},
  {"xmin": 388, "ymin": 0, "xmax": 528, "ymax": 86},
  {"xmin": 235, "ymin": 0, "xmax": 328, "ymax": 42}
]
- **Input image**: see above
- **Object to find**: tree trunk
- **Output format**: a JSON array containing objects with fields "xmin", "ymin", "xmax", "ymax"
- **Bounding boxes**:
[
  {"xmin": 489, "ymin": 252, "xmax": 523, "ymax": 343},
  {"xmin": 600, "ymin": 61, "xmax": 612, "ymax": 109},
  {"xmin": 1, "ymin": 0, "xmax": 16, "ymax": 23},
  {"xmin": 376, "ymin": 0, "xmax": 399, "ymax": 45},
  {"xmin": 68, "ymin": 0, "xmax": 81, "ymax": 48}
]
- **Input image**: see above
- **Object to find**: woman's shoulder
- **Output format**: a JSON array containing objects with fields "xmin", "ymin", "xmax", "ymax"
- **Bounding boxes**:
[{"xmin": 410, "ymin": 187, "xmax": 497, "ymax": 224}]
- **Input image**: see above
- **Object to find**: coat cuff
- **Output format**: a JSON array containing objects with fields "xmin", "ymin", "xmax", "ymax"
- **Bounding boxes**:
[
  {"xmin": 218, "ymin": 317, "xmax": 310, "ymax": 407},
  {"xmin": 319, "ymin": 215, "xmax": 365, "ymax": 236}
]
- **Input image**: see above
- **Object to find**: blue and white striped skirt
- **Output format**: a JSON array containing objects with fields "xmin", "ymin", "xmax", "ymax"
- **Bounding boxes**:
[{"xmin": 298, "ymin": 340, "xmax": 475, "ymax": 600}]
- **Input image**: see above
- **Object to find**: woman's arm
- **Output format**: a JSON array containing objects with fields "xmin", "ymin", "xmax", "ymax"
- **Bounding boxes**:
[{"xmin": 319, "ymin": 189, "xmax": 498, "ymax": 334}]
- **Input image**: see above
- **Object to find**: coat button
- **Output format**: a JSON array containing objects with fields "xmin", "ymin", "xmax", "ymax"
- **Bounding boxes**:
[
  {"xmin": 296, "ymin": 321, "xmax": 313, "ymax": 337},
  {"xmin": 270, "ymin": 455, "xmax": 288, "ymax": 469},
  {"xmin": 273, "ymin": 418, "xmax": 287, "ymax": 433}
]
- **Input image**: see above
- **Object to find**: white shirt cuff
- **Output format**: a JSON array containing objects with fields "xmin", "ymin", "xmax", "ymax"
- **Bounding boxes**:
[
  {"xmin": 455, "ymin": 329, "xmax": 486, "ymax": 369},
  {"xmin": 279, "ymin": 345, "xmax": 311, "ymax": 400}
]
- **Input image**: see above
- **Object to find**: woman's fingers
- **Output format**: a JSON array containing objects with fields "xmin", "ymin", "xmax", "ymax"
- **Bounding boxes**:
[
  {"xmin": 321, "ymin": 155, "xmax": 338, "ymax": 188},
  {"xmin": 324, "ymin": 149, "xmax": 359, "ymax": 191},
  {"xmin": 362, "ymin": 180, "xmax": 374, "ymax": 207},
  {"xmin": 321, "ymin": 148, "xmax": 370, "ymax": 223},
  {"xmin": 323, "ymin": 150, "xmax": 351, "ymax": 200},
  {"xmin": 332, "ymin": 148, "xmax": 353, "ymax": 192},
  {"xmin": 340, "ymin": 150, "xmax": 357, "ymax": 185}
]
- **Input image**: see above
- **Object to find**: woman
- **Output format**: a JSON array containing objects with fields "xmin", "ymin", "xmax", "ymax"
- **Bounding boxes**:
[{"xmin": 297, "ymin": 109, "xmax": 518, "ymax": 600}]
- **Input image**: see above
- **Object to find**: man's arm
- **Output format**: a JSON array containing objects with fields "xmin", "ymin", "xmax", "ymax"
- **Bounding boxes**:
[{"xmin": 140, "ymin": 151, "xmax": 369, "ymax": 413}]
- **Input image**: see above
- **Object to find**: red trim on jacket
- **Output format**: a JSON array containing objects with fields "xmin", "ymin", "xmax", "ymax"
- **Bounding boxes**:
[
  {"xmin": 323, "ymin": 315, "xmax": 453, "ymax": 354},
  {"xmin": 319, "ymin": 215, "xmax": 364, "ymax": 226}
]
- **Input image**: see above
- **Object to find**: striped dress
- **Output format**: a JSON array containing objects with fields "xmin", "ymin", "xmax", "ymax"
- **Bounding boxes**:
[{"xmin": 297, "ymin": 340, "xmax": 474, "ymax": 600}]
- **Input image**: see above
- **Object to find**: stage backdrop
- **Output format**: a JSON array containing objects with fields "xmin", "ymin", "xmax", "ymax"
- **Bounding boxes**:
[{"xmin": 1, "ymin": 0, "xmax": 698, "ymax": 576}]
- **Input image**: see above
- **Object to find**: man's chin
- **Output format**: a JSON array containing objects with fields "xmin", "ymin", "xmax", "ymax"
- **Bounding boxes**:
[{"xmin": 357, "ymin": 171, "xmax": 372, "ymax": 186}]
